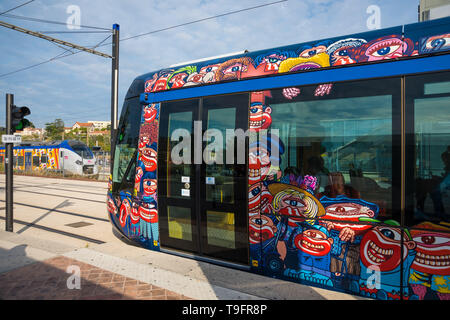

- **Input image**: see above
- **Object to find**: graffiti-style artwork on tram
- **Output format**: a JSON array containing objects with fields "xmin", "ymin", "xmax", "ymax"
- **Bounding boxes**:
[
  {"xmin": 108, "ymin": 18, "xmax": 450, "ymax": 301},
  {"xmin": 107, "ymin": 103, "xmax": 161, "ymax": 250}
]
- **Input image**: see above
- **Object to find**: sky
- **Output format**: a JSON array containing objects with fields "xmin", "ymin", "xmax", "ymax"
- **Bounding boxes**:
[{"xmin": 0, "ymin": 0, "xmax": 420, "ymax": 129}]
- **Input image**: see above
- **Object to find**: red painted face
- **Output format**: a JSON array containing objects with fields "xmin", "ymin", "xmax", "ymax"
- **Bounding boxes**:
[
  {"xmin": 119, "ymin": 198, "xmax": 131, "ymax": 227},
  {"xmin": 360, "ymin": 226, "xmax": 414, "ymax": 272},
  {"xmin": 248, "ymin": 146, "xmax": 271, "ymax": 184},
  {"xmin": 130, "ymin": 201, "xmax": 140, "ymax": 224},
  {"xmin": 248, "ymin": 214, "xmax": 276, "ymax": 244},
  {"xmin": 249, "ymin": 103, "xmax": 272, "ymax": 131},
  {"xmin": 144, "ymin": 104, "xmax": 158, "ymax": 123},
  {"xmin": 169, "ymin": 73, "xmax": 188, "ymax": 89},
  {"xmin": 138, "ymin": 202, "xmax": 158, "ymax": 223},
  {"xmin": 410, "ymin": 231, "xmax": 450, "ymax": 276},
  {"xmin": 323, "ymin": 202, "xmax": 375, "ymax": 234},
  {"xmin": 140, "ymin": 147, "xmax": 157, "ymax": 171},
  {"xmin": 294, "ymin": 229, "xmax": 333, "ymax": 256},
  {"xmin": 143, "ymin": 179, "xmax": 157, "ymax": 196}
]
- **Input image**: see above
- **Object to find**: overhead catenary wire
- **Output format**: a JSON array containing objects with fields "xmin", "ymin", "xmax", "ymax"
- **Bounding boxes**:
[
  {"xmin": 1, "ymin": 12, "xmax": 112, "ymax": 31},
  {"xmin": 0, "ymin": 33, "xmax": 113, "ymax": 78},
  {"xmin": 0, "ymin": 0, "xmax": 288, "ymax": 78},
  {"xmin": 0, "ymin": 0, "xmax": 35, "ymax": 15}
]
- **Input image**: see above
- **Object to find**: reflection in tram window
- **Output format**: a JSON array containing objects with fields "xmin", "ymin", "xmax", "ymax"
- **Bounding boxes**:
[
  {"xmin": 407, "ymin": 72, "xmax": 450, "ymax": 225},
  {"xmin": 262, "ymin": 78, "xmax": 399, "ymax": 219}
]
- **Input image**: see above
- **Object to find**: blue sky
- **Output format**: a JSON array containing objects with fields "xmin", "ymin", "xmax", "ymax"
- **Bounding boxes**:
[{"xmin": 0, "ymin": 0, "xmax": 419, "ymax": 129}]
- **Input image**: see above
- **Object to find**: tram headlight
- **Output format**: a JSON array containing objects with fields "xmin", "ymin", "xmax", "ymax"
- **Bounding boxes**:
[{"xmin": 75, "ymin": 160, "xmax": 83, "ymax": 165}]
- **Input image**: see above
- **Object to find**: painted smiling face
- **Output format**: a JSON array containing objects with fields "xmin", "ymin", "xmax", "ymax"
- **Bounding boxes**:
[
  {"xmin": 249, "ymin": 102, "xmax": 272, "ymax": 131},
  {"xmin": 410, "ymin": 226, "xmax": 450, "ymax": 276},
  {"xmin": 294, "ymin": 228, "xmax": 333, "ymax": 256},
  {"xmin": 248, "ymin": 144, "xmax": 271, "ymax": 184},
  {"xmin": 360, "ymin": 224, "xmax": 416, "ymax": 272},
  {"xmin": 322, "ymin": 200, "xmax": 377, "ymax": 234},
  {"xmin": 143, "ymin": 104, "xmax": 158, "ymax": 123},
  {"xmin": 140, "ymin": 145, "xmax": 157, "ymax": 171},
  {"xmin": 249, "ymin": 214, "xmax": 277, "ymax": 244},
  {"xmin": 138, "ymin": 201, "xmax": 158, "ymax": 223}
]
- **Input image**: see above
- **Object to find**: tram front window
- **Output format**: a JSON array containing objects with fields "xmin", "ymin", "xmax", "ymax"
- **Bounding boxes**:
[{"xmin": 112, "ymin": 97, "xmax": 141, "ymax": 190}]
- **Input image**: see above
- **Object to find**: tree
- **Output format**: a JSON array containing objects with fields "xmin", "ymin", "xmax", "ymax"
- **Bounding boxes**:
[{"xmin": 44, "ymin": 119, "xmax": 65, "ymax": 141}]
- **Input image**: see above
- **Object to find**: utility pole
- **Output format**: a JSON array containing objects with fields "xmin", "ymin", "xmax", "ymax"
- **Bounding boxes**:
[
  {"xmin": 5, "ymin": 94, "xmax": 14, "ymax": 232},
  {"xmin": 110, "ymin": 24, "xmax": 119, "ymax": 173}
]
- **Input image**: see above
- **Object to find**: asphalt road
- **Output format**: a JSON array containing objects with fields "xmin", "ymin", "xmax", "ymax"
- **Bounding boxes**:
[{"xmin": 0, "ymin": 174, "xmax": 114, "ymax": 248}]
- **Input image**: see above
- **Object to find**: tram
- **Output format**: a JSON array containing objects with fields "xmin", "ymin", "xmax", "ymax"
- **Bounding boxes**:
[
  {"xmin": 108, "ymin": 17, "xmax": 450, "ymax": 300},
  {"xmin": 0, "ymin": 140, "xmax": 98, "ymax": 176}
]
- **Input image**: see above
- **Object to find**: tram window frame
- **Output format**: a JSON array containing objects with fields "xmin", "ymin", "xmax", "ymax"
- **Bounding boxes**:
[
  {"xmin": 405, "ymin": 70, "xmax": 450, "ymax": 227},
  {"xmin": 112, "ymin": 96, "xmax": 142, "ymax": 193},
  {"xmin": 32, "ymin": 156, "xmax": 40, "ymax": 167}
]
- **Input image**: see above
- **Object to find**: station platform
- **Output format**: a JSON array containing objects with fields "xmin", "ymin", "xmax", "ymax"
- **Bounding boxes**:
[{"xmin": 0, "ymin": 228, "xmax": 366, "ymax": 301}]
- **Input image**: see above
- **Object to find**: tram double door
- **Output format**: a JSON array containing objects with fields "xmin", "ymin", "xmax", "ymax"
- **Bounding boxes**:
[{"xmin": 158, "ymin": 94, "xmax": 249, "ymax": 265}]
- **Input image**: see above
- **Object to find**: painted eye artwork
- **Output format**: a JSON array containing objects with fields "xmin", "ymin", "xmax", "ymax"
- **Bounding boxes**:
[
  {"xmin": 365, "ymin": 37, "xmax": 404, "ymax": 61},
  {"xmin": 420, "ymin": 33, "xmax": 450, "ymax": 54}
]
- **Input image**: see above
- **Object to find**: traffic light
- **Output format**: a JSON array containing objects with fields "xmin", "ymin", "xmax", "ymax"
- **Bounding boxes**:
[{"xmin": 11, "ymin": 105, "xmax": 31, "ymax": 133}]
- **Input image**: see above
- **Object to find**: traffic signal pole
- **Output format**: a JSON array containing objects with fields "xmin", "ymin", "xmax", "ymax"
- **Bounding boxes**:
[
  {"xmin": 110, "ymin": 24, "xmax": 119, "ymax": 174},
  {"xmin": 5, "ymin": 93, "xmax": 14, "ymax": 232}
]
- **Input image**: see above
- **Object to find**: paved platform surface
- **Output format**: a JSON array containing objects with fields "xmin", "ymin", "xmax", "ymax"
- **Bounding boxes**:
[
  {"xmin": 0, "ymin": 174, "xmax": 366, "ymax": 301},
  {"xmin": 0, "ymin": 229, "xmax": 366, "ymax": 301}
]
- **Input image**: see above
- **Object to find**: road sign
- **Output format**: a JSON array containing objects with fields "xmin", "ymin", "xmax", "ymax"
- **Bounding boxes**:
[{"xmin": 2, "ymin": 134, "xmax": 22, "ymax": 143}]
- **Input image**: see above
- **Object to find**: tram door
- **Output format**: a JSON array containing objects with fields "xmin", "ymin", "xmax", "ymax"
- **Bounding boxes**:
[
  {"xmin": 158, "ymin": 94, "xmax": 249, "ymax": 265},
  {"xmin": 25, "ymin": 152, "xmax": 32, "ymax": 171}
]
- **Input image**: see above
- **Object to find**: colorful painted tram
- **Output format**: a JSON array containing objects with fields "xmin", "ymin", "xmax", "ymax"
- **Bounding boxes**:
[
  {"xmin": 0, "ymin": 140, "xmax": 98, "ymax": 176},
  {"xmin": 107, "ymin": 17, "xmax": 450, "ymax": 300}
]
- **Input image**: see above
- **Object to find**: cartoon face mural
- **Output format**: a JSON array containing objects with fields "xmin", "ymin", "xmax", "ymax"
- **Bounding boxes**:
[
  {"xmin": 143, "ymin": 104, "xmax": 159, "ymax": 123},
  {"xmin": 249, "ymin": 102, "xmax": 272, "ymax": 130},
  {"xmin": 248, "ymin": 134, "xmax": 285, "ymax": 184},
  {"xmin": 269, "ymin": 180, "xmax": 325, "ymax": 226},
  {"xmin": 321, "ymin": 196, "xmax": 379, "ymax": 238},
  {"xmin": 167, "ymin": 66, "xmax": 197, "ymax": 89},
  {"xmin": 119, "ymin": 197, "xmax": 131, "ymax": 228},
  {"xmin": 326, "ymin": 38, "xmax": 366, "ymax": 66},
  {"xmin": 294, "ymin": 228, "xmax": 334, "ymax": 257},
  {"xmin": 352, "ymin": 35, "xmax": 415, "ymax": 62},
  {"xmin": 408, "ymin": 222, "xmax": 450, "ymax": 300},
  {"xmin": 419, "ymin": 33, "xmax": 450, "ymax": 54},
  {"xmin": 139, "ymin": 142, "xmax": 157, "ymax": 172},
  {"xmin": 360, "ymin": 222, "xmax": 415, "ymax": 272},
  {"xmin": 249, "ymin": 214, "xmax": 277, "ymax": 244},
  {"xmin": 410, "ymin": 225, "xmax": 450, "ymax": 276},
  {"xmin": 214, "ymin": 57, "xmax": 253, "ymax": 81}
]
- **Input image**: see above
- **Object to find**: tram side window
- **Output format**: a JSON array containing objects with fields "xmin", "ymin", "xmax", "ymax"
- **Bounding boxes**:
[
  {"xmin": 406, "ymin": 71, "xmax": 450, "ymax": 226},
  {"xmin": 33, "ymin": 156, "xmax": 40, "ymax": 167},
  {"xmin": 17, "ymin": 155, "xmax": 23, "ymax": 167},
  {"xmin": 257, "ymin": 77, "xmax": 400, "ymax": 220},
  {"xmin": 41, "ymin": 155, "xmax": 48, "ymax": 165},
  {"xmin": 112, "ymin": 97, "xmax": 142, "ymax": 191}
]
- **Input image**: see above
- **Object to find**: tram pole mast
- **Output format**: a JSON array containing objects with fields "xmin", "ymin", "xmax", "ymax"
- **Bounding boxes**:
[
  {"xmin": 110, "ymin": 24, "xmax": 119, "ymax": 174},
  {"xmin": 5, "ymin": 93, "xmax": 14, "ymax": 232}
]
